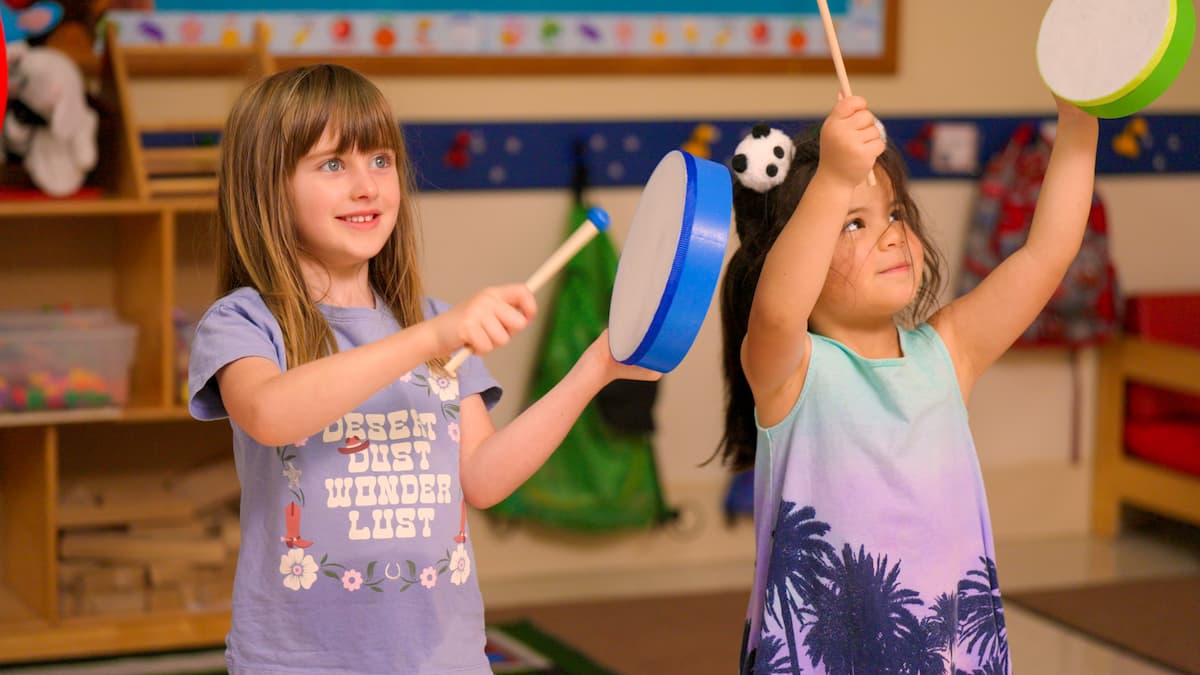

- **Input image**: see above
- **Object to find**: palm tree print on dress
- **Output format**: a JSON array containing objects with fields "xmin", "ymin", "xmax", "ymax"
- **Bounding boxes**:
[
  {"xmin": 757, "ymin": 502, "xmax": 835, "ymax": 673},
  {"xmin": 742, "ymin": 501, "xmax": 1009, "ymax": 675},
  {"xmin": 924, "ymin": 592, "xmax": 960, "ymax": 672},
  {"xmin": 955, "ymin": 557, "xmax": 1008, "ymax": 674},
  {"xmin": 804, "ymin": 543, "xmax": 929, "ymax": 674}
]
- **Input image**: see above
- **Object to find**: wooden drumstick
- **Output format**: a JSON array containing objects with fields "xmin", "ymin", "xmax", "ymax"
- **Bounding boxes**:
[
  {"xmin": 816, "ymin": 0, "xmax": 878, "ymax": 187},
  {"xmin": 444, "ymin": 206, "xmax": 612, "ymax": 375}
]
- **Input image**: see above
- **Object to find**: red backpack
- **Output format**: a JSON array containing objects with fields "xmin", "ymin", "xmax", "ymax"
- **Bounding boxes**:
[{"xmin": 959, "ymin": 122, "xmax": 1120, "ymax": 347}]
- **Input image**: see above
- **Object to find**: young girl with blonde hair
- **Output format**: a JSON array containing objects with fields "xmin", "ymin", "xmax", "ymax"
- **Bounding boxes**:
[{"xmin": 190, "ymin": 63, "xmax": 657, "ymax": 674}]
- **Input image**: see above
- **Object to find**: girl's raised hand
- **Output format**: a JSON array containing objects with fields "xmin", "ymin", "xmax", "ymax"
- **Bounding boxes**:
[
  {"xmin": 1053, "ymin": 96, "xmax": 1099, "ymax": 137},
  {"xmin": 436, "ymin": 284, "xmax": 537, "ymax": 357},
  {"xmin": 817, "ymin": 95, "xmax": 885, "ymax": 188}
]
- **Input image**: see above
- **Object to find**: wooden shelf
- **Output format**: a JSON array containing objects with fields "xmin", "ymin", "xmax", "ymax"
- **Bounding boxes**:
[
  {"xmin": 0, "ymin": 409, "xmax": 122, "ymax": 429},
  {"xmin": 121, "ymin": 45, "xmax": 266, "ymax": 77},
  {"xmin": 0, "ymin": 198, "xmax": 165, "ymax": 218},
  {"xmin": 0, "ymin": 610, "xmax": 229, "ymax": 664},
  {"xmin": 0, "ymin": 26, "xmax": 256, "ymax": 666},
  {"xmin": 0, "ymin": 196, "xmax": 217, "ymax": 218},
  {"xmin": 0, "ymin": 407, "xmax": 193, "ymax": 429}
]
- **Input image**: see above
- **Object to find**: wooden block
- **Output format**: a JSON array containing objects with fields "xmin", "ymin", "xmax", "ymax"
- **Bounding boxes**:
[
  {"xmin": 58, "ymin": 496, "xmax": 196, "ymax": 529},
  {"xmin": 129, "ymin": 520, "xmax": 211, "ymax": 539},
  {"xmin": 147, "ymin": 586, "xmax": 187, "ymax": 612},
  {"xmin": 59, "ymin": 472, "xmax": 198, "ymax": 529},
  {"xmin": 78, "ymin": 563, "xmax": 146, "ymax": 594},
  {"xmin": 64, "ymin": 471, "xmax": 172, "ymax": 498},
  {"xmin": 147, "ymin": 561, "xmax": 195, "ymax": 588},
  {"xmin": 168, "ymin": 459, "xmax": 240, "ymax": 512},
  {"xmin": 59, "ymin": 532, "xmax": 227, "ymax": 565},
  {"xmin": 81, "ymin": 588, "xmax": 146, "ymax": 616}
]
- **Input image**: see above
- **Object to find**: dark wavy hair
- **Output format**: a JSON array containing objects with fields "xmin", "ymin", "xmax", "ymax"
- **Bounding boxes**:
[{"xmin": 715, "ymin": 125, "xmax": 946, "ymax": 471}]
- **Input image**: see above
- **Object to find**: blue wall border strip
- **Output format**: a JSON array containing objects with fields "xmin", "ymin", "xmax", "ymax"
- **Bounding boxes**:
[{"xmin": 142, "ymin": 113, "xmax": 1200, "ymax": 192}]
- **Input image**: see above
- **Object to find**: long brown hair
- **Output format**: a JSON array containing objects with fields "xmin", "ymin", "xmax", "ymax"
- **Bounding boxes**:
[
  {"xmin": 716, "ymin": 126, "xmax": 946, "ymax": 471},
  {"xmin": 216, "ymin": 64, "xmax": 427, "ymax": 370}
]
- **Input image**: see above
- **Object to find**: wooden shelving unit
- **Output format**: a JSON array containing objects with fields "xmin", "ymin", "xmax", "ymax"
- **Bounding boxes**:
[{"xmin": 0, "ymin": 25, "xmax": 274, "ymax": 666}]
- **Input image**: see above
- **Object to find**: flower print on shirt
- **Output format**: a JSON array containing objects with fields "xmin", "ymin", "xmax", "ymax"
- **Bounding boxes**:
[
  {"xmin": 410, "ymin": 370, "xmax": 461, "ymax": 420},
  {"xmin": 420, "ymin": 566, "xmax": 438, "ymax": 589},
  {"xmin": 425, "ymin": 373, "xmax": 459, "ymax": 401},
  {"xmin": 281, "ymin": 549, "xmax": 318, "ymax": 590},
  {"xmin": 449, "ymin": 543, "xmax": 471, "ymax": 586},
  {"xmin": 320, "ymin": 556, "xmax": 385, "ymax": 593},
  {"xmin": 447, "ymin": 422, "xmax": 460, "ymax": 442},
  {"xmin": 341, "ymin": 569, "xmax": 364, "ymax": 591}
]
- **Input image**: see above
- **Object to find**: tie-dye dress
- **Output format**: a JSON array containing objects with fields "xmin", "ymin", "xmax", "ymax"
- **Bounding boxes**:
[{"xmin": 741, "ymin": 324, "xmax": 1010, "ymax": 675}]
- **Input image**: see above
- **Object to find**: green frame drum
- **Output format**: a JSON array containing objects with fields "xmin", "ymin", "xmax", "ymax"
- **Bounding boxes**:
[{"xmin": 1037, "ymin": 0, "xmax": 1195, "ymax": 118}]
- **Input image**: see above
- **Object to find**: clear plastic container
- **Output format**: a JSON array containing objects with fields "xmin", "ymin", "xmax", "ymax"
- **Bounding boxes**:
[
  {"xmin": 0, "ymin": 309, "xmax": 138, "ymax": 412},
  {"xmin": 173, "ymin": 308, "xmax": 200, "ymax": 405}
]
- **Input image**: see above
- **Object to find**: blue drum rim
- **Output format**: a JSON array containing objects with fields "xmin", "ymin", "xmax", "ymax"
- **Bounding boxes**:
[{"xmin": 620, "ymin": 150, "xmax": 731, "ymax": 372}]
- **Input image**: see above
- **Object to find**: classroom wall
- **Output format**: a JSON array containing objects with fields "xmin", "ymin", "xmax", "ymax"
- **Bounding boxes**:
[{"xmin": 132, "ymin": 1, "xmax": 1200, "ymax": 606}]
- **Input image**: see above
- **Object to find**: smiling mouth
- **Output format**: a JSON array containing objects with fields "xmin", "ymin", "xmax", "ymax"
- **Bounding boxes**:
[
  {"xmin": 881, "ymin": 263, "xmax": 911, "ymax": 274},
  {"xmin": 338, "ymin": 214, "xmax": 381, "ymax": 229}
]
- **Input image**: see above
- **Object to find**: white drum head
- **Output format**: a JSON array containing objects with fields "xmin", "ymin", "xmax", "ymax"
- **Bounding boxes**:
[
  {"xmin": 609, "ymin": 152, "xmax": 687, "ymax": 362},
  {"xmin": 1037, "ymin": 0, "xmax": 1173, "ymax": 103}
]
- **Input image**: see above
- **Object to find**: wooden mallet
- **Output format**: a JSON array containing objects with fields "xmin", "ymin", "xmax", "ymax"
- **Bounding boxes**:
[{"xmin": 444, "ymin": 206, "xmax": 611, "ymax": 375}]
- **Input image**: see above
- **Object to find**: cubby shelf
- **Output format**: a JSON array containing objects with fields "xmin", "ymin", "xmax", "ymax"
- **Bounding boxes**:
[{"xmin": 0, "ymin": 25, "xmax": 271, "ymax": 667}]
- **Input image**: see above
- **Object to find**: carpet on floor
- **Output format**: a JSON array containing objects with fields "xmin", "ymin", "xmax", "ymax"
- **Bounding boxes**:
[
  {"xmin": 1006, "ymin": 574, "xmax": 1200, "ymax": 675},
  {"xmin": 0, "ymin": 620, "xmax": 614, "ymax": 675}
]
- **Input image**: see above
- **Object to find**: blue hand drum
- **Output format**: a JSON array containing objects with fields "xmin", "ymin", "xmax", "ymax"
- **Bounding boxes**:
[{"xmin": 609, "ymin": 150, "xmax": 732, "ymax": 373}]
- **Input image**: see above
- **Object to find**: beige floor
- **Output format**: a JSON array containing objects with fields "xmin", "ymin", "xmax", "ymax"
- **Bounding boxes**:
[
  {"xmin": 999, "ymin": 516, "xmax": 1200, "ymax": 675},
  {"xmin": 490, "ymin": 514, "xmax": 1200, "ymax": 674}
]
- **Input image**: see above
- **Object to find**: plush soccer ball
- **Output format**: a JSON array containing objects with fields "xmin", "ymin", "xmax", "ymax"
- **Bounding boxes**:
[{"xmin": 730, "ymin": 124, "xmax": 794, "ymax": 193}]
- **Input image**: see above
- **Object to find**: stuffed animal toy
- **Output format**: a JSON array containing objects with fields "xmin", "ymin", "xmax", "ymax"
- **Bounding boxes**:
[
  {"xmin": 4, "ymin": 1, "xmax": 65, "ymax": 132},
  {"xmin": 2, "ymin": 43, "xmax": 97, "ymax": 196}
]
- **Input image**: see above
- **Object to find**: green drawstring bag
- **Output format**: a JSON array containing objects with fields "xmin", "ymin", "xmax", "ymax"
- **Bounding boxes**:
[{"xmin": 488, "ymin": 205, "xmax": 674, "ymax": 531}]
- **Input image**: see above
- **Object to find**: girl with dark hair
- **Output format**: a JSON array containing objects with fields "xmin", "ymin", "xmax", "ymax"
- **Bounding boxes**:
[{"xmin": 721, "ymin": 95, "xmax": 1097, "ymax": 674}]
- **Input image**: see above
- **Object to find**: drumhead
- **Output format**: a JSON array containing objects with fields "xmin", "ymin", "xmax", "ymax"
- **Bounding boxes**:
[
  {"xmin": 610, "ymin": 150, "xmax": 731, "ymax": 372},
  {"xmin": 610, "ymin": 152, "xmax": 688, "ymax": 362},
  {"xmin": 1037, "ymin": 0, "xmax": 1176, "ymax": 104}
]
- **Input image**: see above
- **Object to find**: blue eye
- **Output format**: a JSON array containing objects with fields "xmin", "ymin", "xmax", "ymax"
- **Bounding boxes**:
[
  {"xmin": 322, "ymin": 159, "xmax": 343, "ymax": 172},
  {"xmin": 372, "ymin": 154, "xmax": 392, "ymax": 168},
  {"xmin": 843, "ymin": 218, "xmax": 865, "ymax": 232}
]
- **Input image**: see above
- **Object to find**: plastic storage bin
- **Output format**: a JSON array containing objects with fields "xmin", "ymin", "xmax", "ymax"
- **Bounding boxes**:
[
  {"xmin": 173, "ymin": 308, "xmax": 199, "ymax": 405},
  {"xmin": 0, "ymin": 308, "xmax": 138, "ymax": 412}
]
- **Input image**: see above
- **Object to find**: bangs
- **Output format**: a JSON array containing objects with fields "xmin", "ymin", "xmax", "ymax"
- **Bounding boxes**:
[
  {"xmin": 281, "ymin": 65, "xmax": 403, "ymax": 168},
  {"xmin": 327, "ymin": 100, "xmax": 403, "ymax": 156}
]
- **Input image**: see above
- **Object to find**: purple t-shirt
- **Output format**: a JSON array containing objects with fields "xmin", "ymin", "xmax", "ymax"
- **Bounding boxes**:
[{"xmin": 189, "ymin": 287, "xmax": 500, "ymax": 674}]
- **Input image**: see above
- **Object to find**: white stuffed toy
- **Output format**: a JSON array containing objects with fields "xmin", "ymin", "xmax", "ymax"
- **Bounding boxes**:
[{"xmin": 2, "ymin": 45, "xmax": 98, "ymax": 197}]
